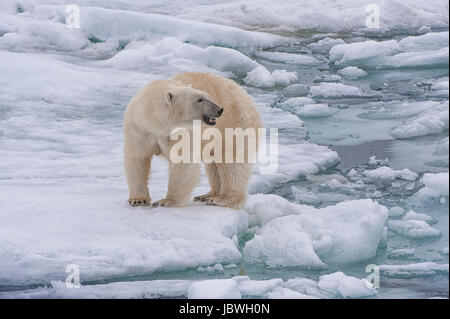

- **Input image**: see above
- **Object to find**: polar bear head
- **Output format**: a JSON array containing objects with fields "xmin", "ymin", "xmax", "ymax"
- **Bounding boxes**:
[{"xmin": 134, "ymin": 80, "xmax": 223, "ymax": 135}]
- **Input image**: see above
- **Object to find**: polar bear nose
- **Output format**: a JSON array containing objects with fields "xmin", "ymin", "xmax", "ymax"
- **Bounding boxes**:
[{"xmin": 218, "ymin": 108, "xmax": 223, "ymax": 116}]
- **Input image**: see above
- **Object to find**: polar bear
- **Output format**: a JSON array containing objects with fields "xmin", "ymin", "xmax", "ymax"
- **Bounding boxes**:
[{"xmin": 123, "ymin": 72, "xmax": 262, "ymax": 209}]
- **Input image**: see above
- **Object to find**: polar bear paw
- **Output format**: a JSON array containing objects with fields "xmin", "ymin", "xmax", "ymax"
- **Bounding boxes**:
[
  {"xmin": 194, "ymin": 193, "xmax": 213, "ymax": 202},
  {"xmin": 152, "ymin": 198, "xmax": 178, "ymax": 208},
  {"xmin": 205, "ymin": 196, "xmax": 244, "ymax": 210},
  {"xmin": 128, "ymin": 198, "xmax": 150, "ymax": 207}
]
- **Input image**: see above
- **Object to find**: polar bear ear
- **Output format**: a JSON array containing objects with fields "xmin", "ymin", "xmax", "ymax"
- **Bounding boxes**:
[{"xmin": 166, "ymin": 92, "xmax": 174, "ymax": 104}]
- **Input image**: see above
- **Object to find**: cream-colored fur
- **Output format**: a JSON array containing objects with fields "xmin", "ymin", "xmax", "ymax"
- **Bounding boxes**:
[{"xmin": 123, "ymin": 72, "xmax": 262, "ymax": 209}]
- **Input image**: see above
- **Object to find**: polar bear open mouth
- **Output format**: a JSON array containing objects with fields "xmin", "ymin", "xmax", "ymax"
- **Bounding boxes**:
[{"xmin": 202, "ymin": 114, "xmax": 217, "ymax": 125}]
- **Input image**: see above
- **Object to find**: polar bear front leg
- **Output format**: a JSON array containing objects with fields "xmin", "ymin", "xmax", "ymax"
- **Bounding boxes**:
[
  {"xmin": 124, "ymin": 149, "xmax": 152, "ymax": 207},
  {"xmin": 152, "ymin": 162, "xmax": 200, "ymax": 207},
  {"xmin": 194, "ymin": 163, "xmax": 221, "ymax": 202}
]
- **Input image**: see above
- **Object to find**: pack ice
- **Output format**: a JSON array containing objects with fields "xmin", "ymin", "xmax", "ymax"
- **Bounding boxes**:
[{"xmin": 0, "ymin": 0, "xmax": 448, "ymax": 299}]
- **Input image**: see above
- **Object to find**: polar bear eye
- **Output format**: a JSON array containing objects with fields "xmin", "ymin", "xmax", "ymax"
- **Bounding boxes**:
[{"xmin": 197, "ymin": 98, "xmax": 203, "ymax": 103}]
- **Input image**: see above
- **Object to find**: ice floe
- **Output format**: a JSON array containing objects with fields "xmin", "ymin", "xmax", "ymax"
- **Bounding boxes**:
[
  {"xmin": 0, "ymin": 272, "xmax": 377, "ymax": 299},
  {"xmin": 363, "ymin": 166, "xmax": 418, "ymax": 181},
  {"xmin": 388, "ymin": 248, "xmax": 416, "ymax": 259},
  {"xmin": 32, "ymin": 4, "xmax": 285, "ymax": 49},
  {"xmin": 309, "ymin": 82, "xmax": 364, "ymax": 98},
  {"xmin": 255, "ymin": 51, "xmax": 322, "ymax": 66},
  {"xmin": 0, "ymin": 200, "xmax": 248, "ymax": 287},
  {"xmin": 337, "ymin": 66, "xmax": 367, "ymax": 79},
  {"xmin": 243, "ymin": 196, "xmax": 388, "ymax": 267},
  {"xmin": 390, "ymin": 101, "xmax": 449, "ymax": 139},
  {"xmin": 243, "ymin": 65, "xmax": 298, "ymax": 88},
  {"xmin": 380, "ymin": 262, "xmax": 449, "ymax": 278},
  {"xmin": 329, "ymin": 33, "xmax": 449, "ymax": 70},
  {"xmin": 388, "ymin": 219, "xmax": 441, "ymax": 239},
  {"xmin": 188, "ymin": 279, "xmax": 241, "ymax": 299},
  {"xmin": 175, "ymin": 0, "xmax": 449, "ymax": 34},
  {"xmin": 296, "ymin": 103, "xmax": 335, "ymax": 118}
]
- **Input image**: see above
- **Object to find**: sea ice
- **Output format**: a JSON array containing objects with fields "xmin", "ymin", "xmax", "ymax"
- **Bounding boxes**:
[
  {"xmin": 244, "ymin": 66, "xmax": 298, "ymax": 88},
  {"xmin": 243, "ymin": 197, "xmax": 388, "ymax": 267},
  {"xmin": 188, "ymin": 279, "xmax": 241, "ymax": 299},
  {"xmin": 255, "ymin": 51, "xmax": 322, "ymax": 66},
  {"xmin": 403, "ymin": 210, "xmax": 437, "ymax": 224},
  {"xmin": 388, "ymin": 219, "xmax": 441, "ymax": 239},
  {"xmin": 238, "ymin": 278, "xmax": 283, "ymax": 297},
  {"xmin": 337, "ymin": 66, "xmax": 367, "ymax": 79},
  {"xmin": 296, "ymin": 103, "xmax": 335, "ymax": 118},
  {"xmin": 398, "ymin": 32, "xmax": 449, "ymax": 52},
  {"xmin": 380, "ymin": 262, "xmax": 449, "ymax": 278},
  {"xmin": 363, "ymin": 166, "xmax": 418, "ymax": 181},
  {"xmin": 385, "ymin": 47, "xmax": 449, "ymax": 68},
  {"xmin": 33, "ymin": 4, "xmax": 285, "ymax": 49},
  {"xmin": 1, "ymin": 272, "xmax": 380, "ymax": 299},
  {"xmin": 281, "ymin": 84, "xmax": 310, "ymax": 97},
  {"xmin": 388, "ymin": 248, "xmax": 416, "ymax": 259},
  {"xmin": 421, "ymin": 172, "xmax": 450, "ymax": 197},
  {"xmin": 388, "ymin": 207, "xmax": 405, "ymax": 217},
  {"xmin": 390, "ymin": 101, "xmax": 449, "ymax": 139},
  {"xmin": 329, "ymin": 40, "xmax": 400, "ymax": 67},
  {"xmin": 309, "ymin": 82, "xmax": 363, "ymax": 98},
  {"xmin": 317, "ymin": 272, "xmax": 376, "ymax": 298},
  {"xmin": 307, "ymin": 37, "xmax": 345, "ymax": 54},
  {"xmin": 174, "ymin": 0, "xmax": 449, "ymax": 34}
]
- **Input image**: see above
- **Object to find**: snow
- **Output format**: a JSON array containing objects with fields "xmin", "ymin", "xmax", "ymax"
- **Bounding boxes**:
[
  {"xmin": 390, "ymin": 102, "xmax": 449, "ymax": 139},
  {"xmin": 0, "ymin": 195, "xmax": 248, "ymax": 287},
  {"xmin": 188, "ymin": 279, "xmax": 241, "ymax": 299},
  {"xmin": 363, "ymin": 166, "xmax": 418, "ymax": 181},
  {"xmin": 243, "ymin": 197, "xmax": 388, "ymax": 267},
  {"xmin": 309, "ymin": 82, "xmax": 363, "ymax": 98},
  {"xmin": 337, "ymin": 66, "xmax": 367, "ymax": 79},
  {"xmin": 388, "ymin": 219, "xmax": 441, "ymax": 239}
]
